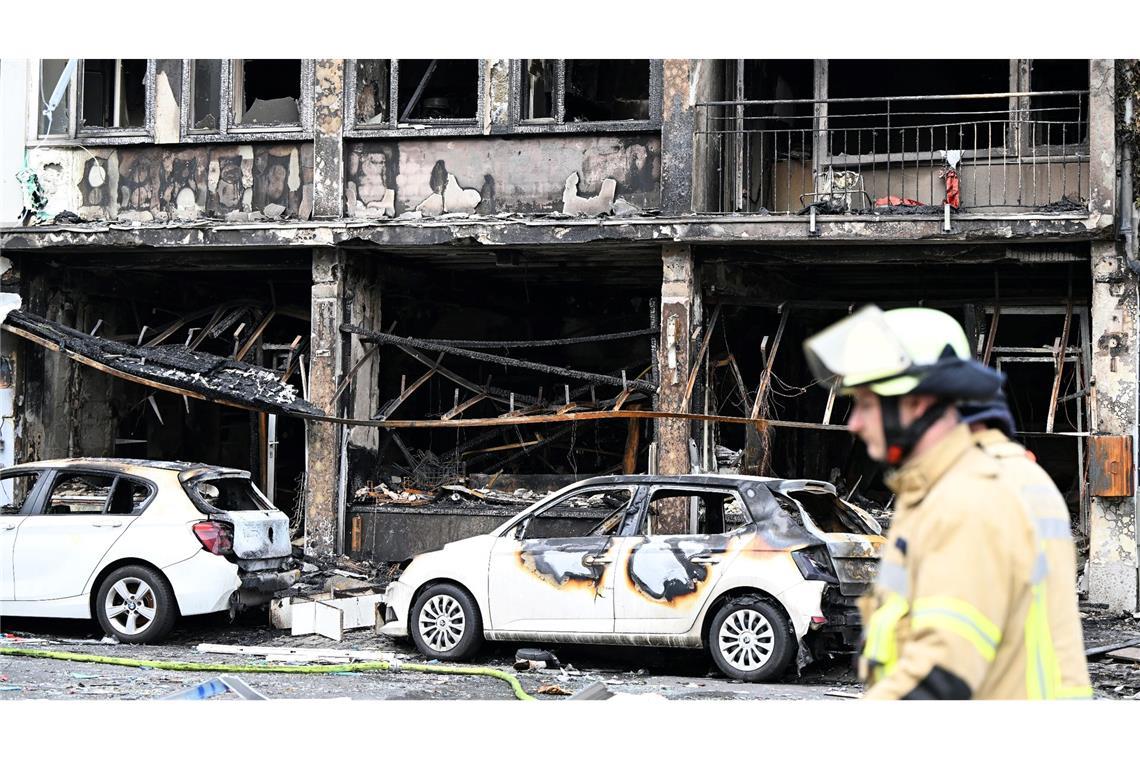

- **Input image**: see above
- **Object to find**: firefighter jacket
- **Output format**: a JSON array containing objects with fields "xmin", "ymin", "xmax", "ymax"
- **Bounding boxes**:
[{"xmin": 858, "ymin": 423, "xmax": 1092, "ymax": 699}]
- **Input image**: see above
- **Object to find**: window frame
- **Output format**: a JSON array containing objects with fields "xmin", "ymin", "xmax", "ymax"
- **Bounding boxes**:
[
  {"xmin": 508, "ymin": 59, "xmax": 663, "ymax": 135},
  {"xmin": 638, "ymin": 485, "xmax": 753, "ymax": 537},
  {"xmin": 502, "ymin": 485, "xmax": 644, "ymax": 541},
  {"xmin": 179, "ymin": 59, "xmax": 315, "ymax": 143},
  {"xmin": 27, "ymin": 59, "xmax": 157, "ymax": 146},
  {"xmin": 31, "ymin": 469, "xmax": 156, "ymax": 517},
  {"xmin": 344, "ymin": 59, "xmax": 488, "ymax": 138},
  {"xmin": 0, "ymin": 470, "xmax": 47, "ymax": 516}
]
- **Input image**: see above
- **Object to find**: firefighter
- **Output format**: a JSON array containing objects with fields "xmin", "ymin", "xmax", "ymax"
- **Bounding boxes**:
[{"xmin": 803, "ymin": 305, "xmax": 1091, "ymax": 699}]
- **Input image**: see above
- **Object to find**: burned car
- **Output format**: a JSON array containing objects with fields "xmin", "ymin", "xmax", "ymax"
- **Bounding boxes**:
[
  {"xmin": 0, "ymin": 459, "xmax": 299, "ymax": 643},
  {"xmin": 380, "ymin": 474, "xmax": 882, "ymax": 682}
]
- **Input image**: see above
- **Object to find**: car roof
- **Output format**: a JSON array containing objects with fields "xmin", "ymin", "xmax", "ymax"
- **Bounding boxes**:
[
  {"xmin": 1, "ymin": 458, "xmax": 247, "ymax": 479},
  {"xmin": 562, "ymin": 473, "xmax": 839, "ymax": 495}
]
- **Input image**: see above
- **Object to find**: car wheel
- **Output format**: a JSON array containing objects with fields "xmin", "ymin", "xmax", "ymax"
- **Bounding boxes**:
[
  {"xmin": 409, "ymin": 582, "xmax": 483, "ymax": 661},
  {"xmin": 707, "ymin": 597, "xmax": 795, "ymax": 682},
  {"xmin": 94, "ymin": 565, "xmax": 178, "ymax": 644}
]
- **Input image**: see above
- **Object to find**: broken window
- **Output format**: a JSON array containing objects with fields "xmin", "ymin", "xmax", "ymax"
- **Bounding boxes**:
[
  {"xmin": 0, "ymin": 472, "xmax": 41, "ymax": 515},
  {"xmin": 234, "ymin": 59, "xmax": 302, "ymax": 126},
  {"xmin": 38, "ymin": 60, "xmax": 72, "ymax": 136},
  {"xmin": 396, "ymin": 59, "xmax": 479, "ymax": 122},
  {"xmin": 521, "ymin": 487, "xmax": 635, "ymax": 540},
  {"xmin": 520, "ymin": 60, "xmax": 652, "ymax": 124},
  {"xmin": 1030, "ymin": 60, "xmax": 1088, "ymax": 146},
  {"xmin": 641, "ymin": 488, "xmax": 750, "ymax": 536},
  {"xmin": 44, "ymin": 473, "xmax": 115, "ymax": 515},
  {"xmin": 80, "ymin": 59, "xmax": 147, "ymax": 129},
  {"xmin": 107, "ymin": 478, "xmax": 152, "ymax": 515},
  {"xmin": 190, "ymin": 59, "xmax": 223, "ymax": 131},
  {"xmin": 354, "ymin": 59, "xmax": 391, "ymax": 125},
  {"xmin": 187, "ymin": 477, "xmax": 272, "ymax": 513},
  {"xmin": 828, "ymin": 59, "xmax": 1010, "ymax": 154},
  {"xmin": 35, "ymin": 59, "xmax": 151, "ymax": 139}
]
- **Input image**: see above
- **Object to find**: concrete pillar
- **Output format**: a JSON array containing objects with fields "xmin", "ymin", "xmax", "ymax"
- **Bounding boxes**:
[
  {"xmin": 312, "ymin": 59, "xmax": 345, "ymax": 220},
  {"xmin": 1086, "ymin": 60, "xmax": 1138, "ymax": 611},
  {"xmin": 485, "ymin": 59, "xmax": 510, "ymax": 134},
  {"xmin": 305, "ymin": 249, "xmax": 345, "ymax": 559},
  {"xmin": 656, "ymin": 244, "xmax": 698, "ymax": 472},
  {"xmin": 1088, "ymin": 239, "xmax": 1139, "ymax": 612},
  {"xmin": 661, "ymin": 60, "xmax": 696, "ymax": 214}
]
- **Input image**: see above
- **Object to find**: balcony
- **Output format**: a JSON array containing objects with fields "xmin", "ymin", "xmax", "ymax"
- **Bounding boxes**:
[{"xmin": 693, "ymin": 90, "xmax": 1090, "ymax": 217}]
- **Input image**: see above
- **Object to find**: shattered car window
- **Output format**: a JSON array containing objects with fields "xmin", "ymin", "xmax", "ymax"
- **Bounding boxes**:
[
  {"xmin": 45, "ymin": 473, "xmax": 114, "ymax": 515},
  {"xmin": 0, "ymin": 472, "xmax": 41, "ymax": 515},
  {"xmin": 642, "ymin": 488, "xmax": 750, "ymax": 536},
  {"xmin": 523, "ymin": 488, "xmax": 634, "ymax": 540},
  {"xmin": 190, "ymin": 477, "xmax": 272, "ymax": 512}
]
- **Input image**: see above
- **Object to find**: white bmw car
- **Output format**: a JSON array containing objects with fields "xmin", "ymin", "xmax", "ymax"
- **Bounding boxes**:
[
  {"xmin": 0, "ymin": 458, "xmax": 299, "ymax": 643},
  {"xmin": 380, "ymin": 474, "xmax": 883, "ymax": 682}
]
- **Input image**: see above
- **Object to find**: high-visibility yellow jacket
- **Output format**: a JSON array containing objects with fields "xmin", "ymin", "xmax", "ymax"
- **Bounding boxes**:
[{"xmin": 859, "ymin": 423, "xmax": 1092, "ymax": 699}]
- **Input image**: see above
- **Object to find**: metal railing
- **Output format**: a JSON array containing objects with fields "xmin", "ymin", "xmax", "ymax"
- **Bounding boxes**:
[{"xmin": 693, "ymin": 90, "xmax": 1090, "ymax": 215}]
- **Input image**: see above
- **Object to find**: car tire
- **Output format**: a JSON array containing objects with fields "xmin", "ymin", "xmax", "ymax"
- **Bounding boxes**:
[
  {"xmin": 409, "ymin": 582, "xmax": 483, "ymax": 661},
  {"xmin": 94, "ymin": 565, "xmax": 178, "ymax": 644},
  {"xmin": 707, "ymin": 597, "xmax": 795, "ymax": 683}
]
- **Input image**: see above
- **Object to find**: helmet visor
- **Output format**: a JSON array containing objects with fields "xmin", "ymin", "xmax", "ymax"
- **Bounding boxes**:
[{"xmin": 803, "ymin": 305, "xmax": 915, "ymax": 393}]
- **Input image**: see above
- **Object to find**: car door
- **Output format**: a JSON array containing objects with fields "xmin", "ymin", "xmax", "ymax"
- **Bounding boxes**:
[
  {"xmin": 487, "ymin": 486, "xmax": 640, "ymax": 634},
  {"xmin": 12, "ymin": 470, "xmax": 137, "ymax": 601},
  {"xmin": 0, "ymin": 470, "xmax": 45, "ymax": 601},
  {"xmin": 614, "ymin": 485, "xmax": 752, "ymax": 634}
]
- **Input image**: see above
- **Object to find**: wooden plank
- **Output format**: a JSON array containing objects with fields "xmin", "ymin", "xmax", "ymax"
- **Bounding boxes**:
[
  {"xmin": 681, "ymin": 304, "xmax": 721, "ymax": 409},
  {"xmin": 350, "ymin": 515, "xmax": 363, "ymax": 554},
  {"xmin": 623, "ymin": 408, "xmax": 642, "ymax": 474},
  {"xmin": 1088, "ymin": 435, "xmax": 1135, "ymax": 497},
  {"xmin": 442, "ymin": 392, "xmax": 490, "ymax": 421},
  {"xmin": 374, "ymin": 354, "xmax": 442, "ymax": 420},
  {"xmin": 1046, "ymin": 299, "xmax": 1073, "ymax": 433},
  {"xmin": 331, "ymin": 344, "xmax": 381, "ymax": 406},
  {"xmin": 750, "ymin": 307, "xmax": 790, "ymax": 420},
  {"xmin": 982, "ymin": 307, "xmax": 1000, "ymax": 366},
  {"xmin": 234, "ymin": 309, "xmax": 276, "ymax": 362}
]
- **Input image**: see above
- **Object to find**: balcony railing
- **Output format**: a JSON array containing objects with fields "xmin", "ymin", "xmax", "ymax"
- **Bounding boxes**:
[{"xmin": 693, "ymin": 90, "xmax": 1090, "ymax": 215}]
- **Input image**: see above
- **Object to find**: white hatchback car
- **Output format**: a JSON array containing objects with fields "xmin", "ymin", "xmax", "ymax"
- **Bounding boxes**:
[
  {"xmin": 380, "ymin": 474, "xmax": 883, "ymax": 682},
  {"xmin": 0, "ymin": 458, "xmax": 299, "ymax": 643}
]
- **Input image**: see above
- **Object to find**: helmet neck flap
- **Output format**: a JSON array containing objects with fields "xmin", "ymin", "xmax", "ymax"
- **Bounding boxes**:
[{"xmin": 879, "ymin": 395, "xmax": 952, "ymax": 466}]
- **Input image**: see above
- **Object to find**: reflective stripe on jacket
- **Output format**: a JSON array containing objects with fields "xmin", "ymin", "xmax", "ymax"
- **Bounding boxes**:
[{"xmin": 858, "ymin": 424, "xmax": 1091, "ymax": 699}]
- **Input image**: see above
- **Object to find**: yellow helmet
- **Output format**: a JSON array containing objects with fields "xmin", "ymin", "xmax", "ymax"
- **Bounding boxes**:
[{"xmin": 804, "ymin": 305, "xmax": 999, "ymax": 399}]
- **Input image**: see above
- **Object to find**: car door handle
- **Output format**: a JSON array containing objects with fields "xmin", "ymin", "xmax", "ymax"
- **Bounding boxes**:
[
  {"xmin": 1, "ymin": 524, "xmax": 15, "ymax": 531},
  {"xmin": 93, "ymin": 522, "xmax": 122, "ymax": 528},
  {"xmin": 690, "ymin": 553, "xmax": 720, "ymax": 564},
  {"xmin": 582, "ymin": 554, "xmax": 611, "ymax": 566}
]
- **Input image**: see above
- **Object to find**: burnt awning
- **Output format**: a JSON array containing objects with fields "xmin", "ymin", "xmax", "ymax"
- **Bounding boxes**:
[{"xmin": 2, "ymin": 308, "xmax": 325, "ymax": 419}]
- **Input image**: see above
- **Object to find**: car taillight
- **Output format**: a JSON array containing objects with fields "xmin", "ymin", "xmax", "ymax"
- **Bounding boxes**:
[
  {"xmin": 792, "ymin": 546, "xmax": 839, "ymax": 584},
  {"xmin": 193, "ymin": 521, "xmax": 233, "ymax": 555}
]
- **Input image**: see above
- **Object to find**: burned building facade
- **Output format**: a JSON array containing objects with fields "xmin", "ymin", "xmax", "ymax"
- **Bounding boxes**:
[{"xmin": 1, "ymin": 59, "xmax": 1136, "ymax": 612}]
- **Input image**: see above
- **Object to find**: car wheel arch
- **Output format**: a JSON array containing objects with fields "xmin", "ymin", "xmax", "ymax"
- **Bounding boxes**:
[
  {"xmin": 699, "ymin": 587, "xmax": 793, "ymax": 648},
  {"xmin": 410, "ymin": 578, "xmax": 487, "ymax": 627},
  {"xmin": 88, "ymin": 559, "xmax": 183, "ymax": 620}
]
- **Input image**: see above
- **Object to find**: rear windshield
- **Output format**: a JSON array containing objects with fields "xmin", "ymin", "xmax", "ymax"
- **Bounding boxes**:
[{"xmin": 187, "ymin": 477, "xmax": 271, "ymax": 513}]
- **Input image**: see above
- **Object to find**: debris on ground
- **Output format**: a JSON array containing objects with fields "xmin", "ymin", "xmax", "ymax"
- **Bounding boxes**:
[
  {"xmin": 536, "ymin": 684, "xmax": 572, "ymax": 696},
  {"xmin": 514, "ymin": 648, "xmax": 561, "ymax": 671}
]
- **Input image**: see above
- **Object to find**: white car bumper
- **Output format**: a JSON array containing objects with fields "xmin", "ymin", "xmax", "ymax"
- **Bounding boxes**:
[
  {"xmin": 377, "ymin": 579, "xmax": 412, "ymax": 638},
  {"xmin": 163, "ymin": 551, "xmax": 241, "ymax": 616}
]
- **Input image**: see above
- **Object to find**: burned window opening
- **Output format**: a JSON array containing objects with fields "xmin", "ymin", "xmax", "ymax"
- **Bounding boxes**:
[
  {"xmin": 522, "ymin": 59, "xmax": 556, "ymax": 121},
  {"xmin": 80, "ymin": 59, "xmax": 147, "ymax": 130},
  {"xmin": 1030, "ymin": 60, "xmax": 1089, "ymax": 146},
  {"xmin": 827, "ymin": 59, "xmax": 1011, "ymax": 154},
  {"xmin": 397, "ymin": 60, "xmax": 478, "ymax": 122},
  {"xmin": 355, "ymin": 59, "xmax": 391, "ymax": 126},
  {"xmin": 565, "ymin": 60, "xmax": 650, "ymax": 122},
  {"xmin": 235, "ymin": 60, "xmax": 302, "ymax": 126},
  {"xmin": 191, "ymin": 60, "xmax": 223, "ymax": 131}
]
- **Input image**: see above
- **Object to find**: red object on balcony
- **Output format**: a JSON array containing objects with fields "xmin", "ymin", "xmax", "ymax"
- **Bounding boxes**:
[
  {"xmin": 944, "ymin": 168, "xmax": 961, "ymax": 209},
  {"xmin": 874, "ymin": 195, "xmax": 922, "ymax": 207}
]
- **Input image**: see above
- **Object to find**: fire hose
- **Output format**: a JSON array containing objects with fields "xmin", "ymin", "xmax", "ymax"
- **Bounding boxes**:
[{"xmin": 0, "ymin": 647, "xmax": 535, "ymax": 700}]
